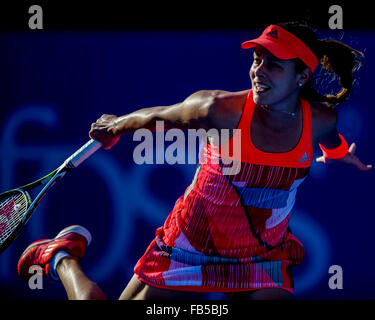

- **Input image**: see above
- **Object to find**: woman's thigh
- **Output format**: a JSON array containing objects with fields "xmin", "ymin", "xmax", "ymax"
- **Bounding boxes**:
[{"xmin": 119, "ymin": 274, "xmax": 205, "ymax": 300}]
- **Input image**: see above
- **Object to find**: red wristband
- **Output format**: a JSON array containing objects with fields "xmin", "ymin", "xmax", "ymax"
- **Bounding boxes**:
[{"xmin": 319, "ymin": 134, "xmax": 349, "ymax": 159}]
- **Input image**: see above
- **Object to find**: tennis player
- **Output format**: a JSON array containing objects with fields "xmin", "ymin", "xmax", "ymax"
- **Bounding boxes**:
[{"xmin": 18, "ymin": 22, "xmax": 371, "ymax": 300}]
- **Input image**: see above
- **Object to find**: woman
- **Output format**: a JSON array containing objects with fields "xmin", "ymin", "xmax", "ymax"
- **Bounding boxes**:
[{"xmin": 18, "ymin": 22, "xmax": 371, "ymax": 300}]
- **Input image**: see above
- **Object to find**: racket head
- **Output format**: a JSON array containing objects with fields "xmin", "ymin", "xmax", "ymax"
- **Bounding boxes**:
[
  {"xmin": 0, "ymin": 189, "xmax": 31, "ymax": 254},
  {"xmin": 0, "ymin": 139, "xmax": 100, "ymax": 254}
]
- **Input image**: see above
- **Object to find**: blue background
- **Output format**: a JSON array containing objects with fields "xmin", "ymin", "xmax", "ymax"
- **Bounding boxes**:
[{"xmin": 0, "ymin": 29, "xmax": 373, "ymax": 300}]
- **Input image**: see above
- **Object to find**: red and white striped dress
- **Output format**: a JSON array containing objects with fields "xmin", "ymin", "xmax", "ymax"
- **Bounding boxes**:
[{"xmin": 134, "ymin": 90, "xmax": 312, "ymax": 293}]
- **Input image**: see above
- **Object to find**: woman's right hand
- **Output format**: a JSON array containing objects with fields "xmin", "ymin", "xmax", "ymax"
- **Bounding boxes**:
[{"xmin": 89, "ymin": 114, "xmax": 121, "ymax": 150}]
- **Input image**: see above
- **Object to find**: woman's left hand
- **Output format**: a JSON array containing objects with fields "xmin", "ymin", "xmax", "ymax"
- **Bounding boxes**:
[{"xmin": 316, "ymin": 142, "xmax": 372, "ymax": 171}]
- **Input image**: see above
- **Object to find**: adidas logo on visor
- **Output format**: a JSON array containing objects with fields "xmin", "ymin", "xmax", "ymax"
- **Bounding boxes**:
[{"xmin": 266, "ymin": 29, "xmax": 278, "ymax": 39}]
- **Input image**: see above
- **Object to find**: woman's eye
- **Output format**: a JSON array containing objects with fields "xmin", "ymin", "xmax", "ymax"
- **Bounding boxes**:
[
  {"xmin": 252, "ymin": 57, "xmax": 282, "ymax": 69},
  {"xmin": 269, "ymin": 61, "xmax": 282, "ymax": 69}
]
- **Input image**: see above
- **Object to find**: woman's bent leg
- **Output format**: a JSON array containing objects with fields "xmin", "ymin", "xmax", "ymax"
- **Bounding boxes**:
[{"xmin": 57, "ymin": 256, "xmax": 106, "ymax": 300}]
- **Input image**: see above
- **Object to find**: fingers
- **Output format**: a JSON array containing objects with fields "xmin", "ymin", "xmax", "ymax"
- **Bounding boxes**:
[
  {"xmin": 97, "ymin": 114, "xmax": 117, "ymax": 123},
  {"xmin": 348, "ymin": 142, "xmax": 356, "ymax": 154},
  {"xmin": 355, "ymin": 161, "xmax": 372, "ymax": 171},
  {"xmin": 89, "ymin": 114, "xmax": 120, "ymax": 150},
  {"xmin": 356, "ymin": 163, "xmax": 372, "ymax": 171},
  {"xmin": 315, "ymin": 156, "xmax": 334, "ymax": 164},
  {"xmin": 89, "ymin": 129, "xmax": 119, "ymax": 150},
  {"xmin": 315, "ymin": 156, "xmax": 325, "ymax": 163},
  {"xmin": 347, "ymin": 143, "xmax": 372, "ymax": 171},
  {"xmin": 90, "ymin": 114, "xmax": 118, "ymax": 131}
]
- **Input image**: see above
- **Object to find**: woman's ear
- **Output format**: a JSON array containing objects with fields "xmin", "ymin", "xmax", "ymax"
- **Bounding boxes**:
[{"xmin": 297, "ymin": 67, "xmax": 313, "ymax": 86}]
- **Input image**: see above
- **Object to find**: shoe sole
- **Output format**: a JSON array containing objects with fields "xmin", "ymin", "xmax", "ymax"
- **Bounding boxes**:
[{"xmin": 20, "ymin": 225, "xmax": 92, "ymax": 258}]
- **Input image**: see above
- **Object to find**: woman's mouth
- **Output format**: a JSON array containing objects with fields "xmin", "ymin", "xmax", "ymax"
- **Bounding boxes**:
[{"xmin": 254, "ymin": 83, "xmax": 271, "ymax": 93}]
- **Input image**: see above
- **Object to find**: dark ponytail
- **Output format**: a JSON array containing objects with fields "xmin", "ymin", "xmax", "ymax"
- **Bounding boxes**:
[
  {"xmin": 317, "ymin": 39, "xmax": 363, "ymax": 105},
  {"xmin": 276, "ymin": 22, "xmax": 364, "ymax": 107}
]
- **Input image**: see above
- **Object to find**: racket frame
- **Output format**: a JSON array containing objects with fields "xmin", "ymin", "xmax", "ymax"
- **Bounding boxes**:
[
  {"xmin": 0, "ymin": 189, "xmax": 31, "ymax": 254},
  {"xmin": 0, "ymin": 139, "xmax": 101, "ymax": 254}
]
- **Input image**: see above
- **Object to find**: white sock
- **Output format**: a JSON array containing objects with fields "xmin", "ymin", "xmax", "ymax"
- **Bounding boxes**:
[{"xmin": 49, "ymin": 250, "xmax": 71, "ymax": 281}]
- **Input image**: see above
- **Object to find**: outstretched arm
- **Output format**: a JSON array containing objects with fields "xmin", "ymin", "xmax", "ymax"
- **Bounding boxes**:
[
  {"xmin": 89, "ymin": 89, "xmax": 247, "ymax": 149},
  {"xmin": 89, "ymin": 90, "xmax": 217, "ymax": 149}
]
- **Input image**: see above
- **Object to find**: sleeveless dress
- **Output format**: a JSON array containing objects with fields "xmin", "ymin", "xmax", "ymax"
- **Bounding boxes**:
[{"xmin": 134, "ymin": 89, "xmax": 313, "ymax": 293}]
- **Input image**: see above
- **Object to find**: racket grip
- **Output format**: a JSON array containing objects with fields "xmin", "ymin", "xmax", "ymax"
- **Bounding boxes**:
[{"xmin": 60, "ymin": 139, "xmax": 102, "ymax": 170}]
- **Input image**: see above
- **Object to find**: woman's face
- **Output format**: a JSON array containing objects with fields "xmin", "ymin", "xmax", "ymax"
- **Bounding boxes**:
[{"xmin": 250, "ymin": 45, "xmax": 302, "ymax": 107}]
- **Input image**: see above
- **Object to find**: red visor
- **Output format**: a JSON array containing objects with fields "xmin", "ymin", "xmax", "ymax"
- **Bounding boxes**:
[{"xmin": 241, "ymin": 25, "xmax": 319, "ymax": 72}]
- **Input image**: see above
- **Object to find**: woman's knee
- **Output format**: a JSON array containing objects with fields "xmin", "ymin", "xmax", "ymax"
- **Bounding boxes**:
[{"xmin": 76, "ymin": 281, "xmax": 107, "ymax": 300}]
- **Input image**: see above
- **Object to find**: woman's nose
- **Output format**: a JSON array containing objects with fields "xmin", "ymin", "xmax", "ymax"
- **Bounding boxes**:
[
  {"xmin": 252, "ymin": 61, "xmax": 266, "ymax": 77},
  {"xmin": 251, "ymin": 66, "xmax": 265, "ymax": 81}
]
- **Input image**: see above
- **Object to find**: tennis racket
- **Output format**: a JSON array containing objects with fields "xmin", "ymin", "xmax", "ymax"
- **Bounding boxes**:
[{"xmin": 0, "ymin": 139, "xmax": 102, "ymax": 254}]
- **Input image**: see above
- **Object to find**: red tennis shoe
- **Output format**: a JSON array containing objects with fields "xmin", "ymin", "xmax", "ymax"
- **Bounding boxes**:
[{"xmin": 17, "ymin": 225, "xmax": 91, "ymax": 281}]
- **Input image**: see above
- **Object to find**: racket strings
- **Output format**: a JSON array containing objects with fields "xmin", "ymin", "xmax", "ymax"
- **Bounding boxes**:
[{"xmin": 0, "ymin": 193, "xmax": 28, "ymax": 243}]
